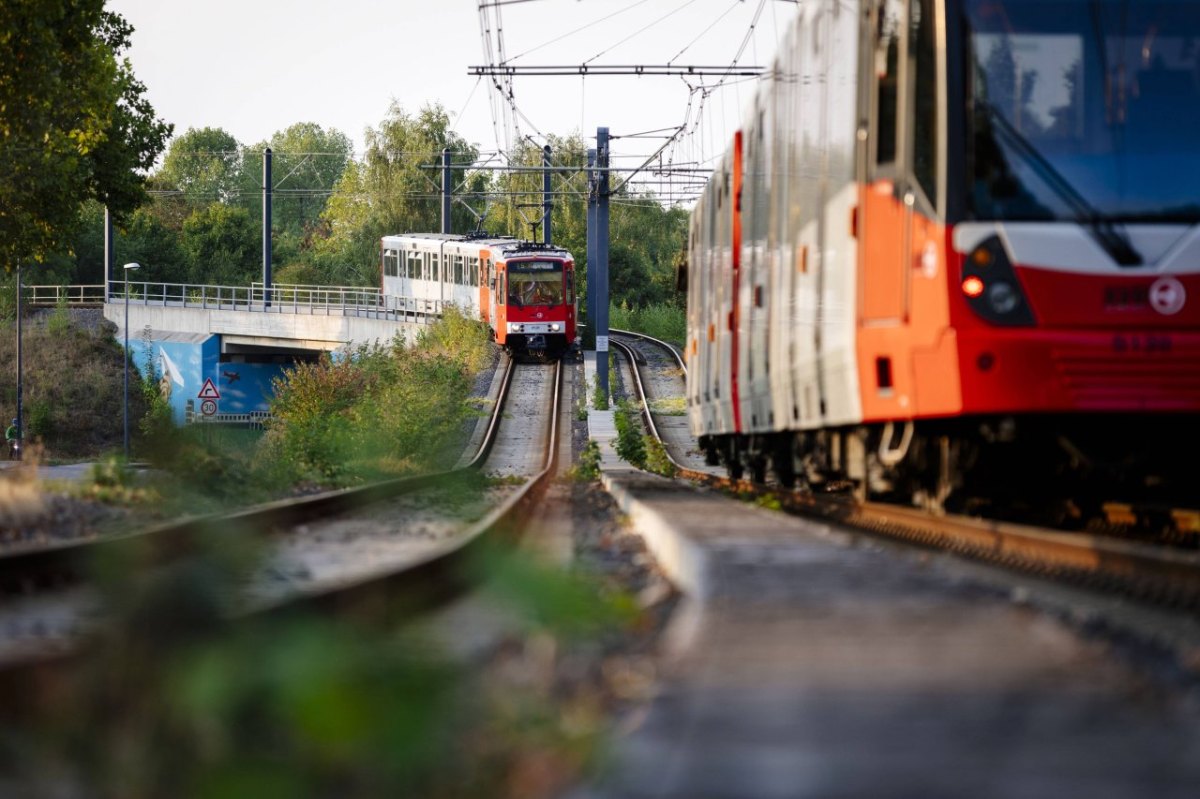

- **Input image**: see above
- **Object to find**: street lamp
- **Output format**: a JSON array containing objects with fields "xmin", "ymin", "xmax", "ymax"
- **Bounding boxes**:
[{"xmin": 123, "ymin": 262, "xmax": 141, "ymax": 460}]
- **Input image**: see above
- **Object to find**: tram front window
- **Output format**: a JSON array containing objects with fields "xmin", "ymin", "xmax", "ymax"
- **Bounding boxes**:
[
  {"xmin": 965, "ymin": 0, "xmax": 1200, "ymax": 223},
  {"xmin": 507, "ymin": 262, "xmax": 564, "ymax": 307}
]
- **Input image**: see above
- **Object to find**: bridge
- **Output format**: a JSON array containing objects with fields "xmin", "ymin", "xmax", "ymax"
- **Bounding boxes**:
[{"xmin": 24, "ymin": 281, "xmax": 436, "ymax": 425}]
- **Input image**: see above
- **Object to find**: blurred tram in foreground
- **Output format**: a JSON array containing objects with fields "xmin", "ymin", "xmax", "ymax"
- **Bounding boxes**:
[
  {"xmin": 382, "ymin": 234, "xmax": 577, "ymax": 358},
  {"xmin": 684, "ymin": 0, "xmax": 1200, "ymax": 516}
]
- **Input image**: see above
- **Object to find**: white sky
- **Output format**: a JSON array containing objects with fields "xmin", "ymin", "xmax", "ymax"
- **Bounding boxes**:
[{"xmin": 108, "ymin": 0, "xmax": 791, "ymax": 185}]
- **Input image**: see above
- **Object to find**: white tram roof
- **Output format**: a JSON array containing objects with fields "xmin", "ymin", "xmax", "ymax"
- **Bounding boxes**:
[{"xmin": 382, "ymin": 232, "xmax": 572, "ymax": 261}]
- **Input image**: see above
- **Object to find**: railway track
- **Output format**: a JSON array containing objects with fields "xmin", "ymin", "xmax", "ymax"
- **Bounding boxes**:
[
  {"xmin": 610, "ymin": 329, "xmax": 1200, "ymax": 611},
  {"xmin": 0, "ymin": 356, "xmax": 564, "ymax": 680}
]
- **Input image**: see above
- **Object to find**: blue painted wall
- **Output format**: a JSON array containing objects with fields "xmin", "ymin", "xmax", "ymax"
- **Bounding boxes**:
[{"xmin": 127, "ymin": 334, "xmax": 292, "ymax": 423}]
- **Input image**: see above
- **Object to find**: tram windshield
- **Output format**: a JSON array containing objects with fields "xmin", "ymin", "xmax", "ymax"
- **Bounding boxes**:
[
  {"xmin": 965, "ymin": 0, "xmax": 1200, "ymax": 223},
  {"xmin": 507, "ymin": 261, "xmax": 564, "ymax": 307}
]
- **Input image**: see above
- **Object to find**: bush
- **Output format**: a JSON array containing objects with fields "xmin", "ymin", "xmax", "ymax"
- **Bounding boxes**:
[
  {"xmin": 569, "ymin": 440, "xmax": 602, "ymax": 482},
  {"xmin": 643, "ymin": 434, "xmax": 676, "ymax": 478},
  {"xmin": 591, "ymin": 374, "xmax": 609, "ymax": 411},
  {"xmin": 613, "ymin": 400, "xmax": 646, "ymax": 469},
  {"xmin": 261, "ymin": 309, "xmax": 495, "ymax": 486}
]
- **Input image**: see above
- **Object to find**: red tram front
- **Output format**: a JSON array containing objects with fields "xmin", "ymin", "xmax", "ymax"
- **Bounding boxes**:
[{"xmin": 492, "ymin": 244, "xmax": 577, "ymax": 358}]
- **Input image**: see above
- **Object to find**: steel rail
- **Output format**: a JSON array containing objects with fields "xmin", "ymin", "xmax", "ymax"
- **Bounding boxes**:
[
  {"xmin": 610, "ymin": 331, "xmax": 1200, "ymax": 611},
  {"xmin": 251, "ymin": 359, "xmax": 563, "ymax": 618}
]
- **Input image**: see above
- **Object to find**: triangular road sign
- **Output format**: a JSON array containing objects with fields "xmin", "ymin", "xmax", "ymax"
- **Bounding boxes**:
[{"xmin": 198, "ymin": 377, "xmax": 221, "ymax": 400}]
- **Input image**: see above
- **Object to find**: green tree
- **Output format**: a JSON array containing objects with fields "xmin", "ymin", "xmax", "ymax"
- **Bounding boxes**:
[
  {"xmin": 156, "ymin": 127, "xmax": 244, "ymax": 206},
  {"xmin": 181, "ymin": 204, "xmax": 259, "ymax": 285},
  {"xmin": 246, "ymin": 123, "xmax": 353, "ymax": 237},
  {"xmin": 0, "ymin": 0, "xmax": 172, "ymax": 267},
  {"xmin": 314, "ymin": 103, "xmax": 485, "ymax": 285}
]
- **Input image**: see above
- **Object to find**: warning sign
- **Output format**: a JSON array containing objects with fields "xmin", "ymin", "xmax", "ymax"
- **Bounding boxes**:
[{"xmin": 198, "ymin": 378, "xmax": 221, "ymax": 400}]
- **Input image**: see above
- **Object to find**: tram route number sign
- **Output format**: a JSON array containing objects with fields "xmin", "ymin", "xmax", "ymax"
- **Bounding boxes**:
[{"xmin": 200, "ymin": 399, "xmax": 218, "ymax": 416}]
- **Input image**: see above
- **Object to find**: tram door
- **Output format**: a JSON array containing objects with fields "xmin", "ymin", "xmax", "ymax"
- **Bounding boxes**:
[{"xmin": 860, "ymin": 0, "xmax": 909, "ymax": 324}]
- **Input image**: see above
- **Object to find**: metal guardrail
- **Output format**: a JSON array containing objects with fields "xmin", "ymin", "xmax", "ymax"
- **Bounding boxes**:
[
  {"xmin": 103, "ymin": 280, "xmax": 443, "ymax": 323},
  {"xmin": 24, "ymin": 285, "xmax": 106, "ymax": 306},
  {"xmin": 23, "ymin": 282, "xmax": 445, "ymax": 323},
  {"xmin": 184, "ymin": 408, "xmax": 273, "ymax": 429}
]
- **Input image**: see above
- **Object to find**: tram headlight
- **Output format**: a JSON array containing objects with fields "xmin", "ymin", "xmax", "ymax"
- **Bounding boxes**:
[
  {"xmin": 987, "ymin": 281, "xmax": 1019, "ymax": 315},
  {"xmin": 550, "ymin": 323, "xmax": 561, "ymax": 332},
  {"xmin": 508, "ymin": 323, "xmax": 523, "ymax": 333}
]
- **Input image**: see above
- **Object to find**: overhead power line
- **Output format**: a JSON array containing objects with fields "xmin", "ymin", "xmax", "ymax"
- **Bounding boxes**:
[{"xmin": 469, "ymin": 64, "xmax": 763, "ymax": 77}]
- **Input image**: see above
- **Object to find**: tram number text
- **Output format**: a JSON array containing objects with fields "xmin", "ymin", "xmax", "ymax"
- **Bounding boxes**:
[{"xmin": 1112, "ymin": 334, "xmax": 1172, "ymax": 353}]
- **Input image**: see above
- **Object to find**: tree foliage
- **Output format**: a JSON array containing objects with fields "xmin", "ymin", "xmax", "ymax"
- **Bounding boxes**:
[
  {"xmin": 314, "ymin": 103, "xmax": 486, "ymax": 285},
  {"xmin": 0, "ymin": 0, "xmax": 172, "ymax": 267},
  {"xmin": 181, "ymin": 204, "xmax": 260, "ymax": 285},
  {"xmin": 156, "ymin": 127, "xmax": 243, "ymax": 206}
]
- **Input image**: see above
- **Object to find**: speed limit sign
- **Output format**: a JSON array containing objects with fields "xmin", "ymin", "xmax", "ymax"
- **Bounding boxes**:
[{"xmin": 200, "ymin": 399, "xmax": 217, "ymax": 416}]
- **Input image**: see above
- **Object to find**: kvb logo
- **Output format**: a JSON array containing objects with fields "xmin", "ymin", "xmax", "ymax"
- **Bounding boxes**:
[{"xmin": 1149, "ymin": 276, "xmax": 1186, "ymax": 316}]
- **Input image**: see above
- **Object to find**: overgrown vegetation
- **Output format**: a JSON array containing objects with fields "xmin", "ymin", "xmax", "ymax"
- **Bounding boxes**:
[
  {"xmin": 608, "ymin": 301, "xmax": 686, "ymax": 346},
  {"xmin": 257, "ymin": 307, "xmax": 492, "ymax": 486},
  {"xmin": 0, "ymin": 313, "xmax": 145, "ymax": 459},
  {"xmin": 643, "ymin": 435, "xmax": 676, "ymax": 479},
  {"xmin": 569, "ymin": 440, "xmax": 602, "ymax": 482},
  {"xmin": 613, "ymin": 400, "xmax": 647, "ymax": 469},
  {"xmin": 591, "ymin": 373, "xmax": 609, "ymax": 411}
]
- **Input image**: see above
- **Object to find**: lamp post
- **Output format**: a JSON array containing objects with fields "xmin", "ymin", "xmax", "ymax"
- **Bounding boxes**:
[
  {"xmin": 15, "ymin": 259, "xmax": 22, "ymax": 461},
  {"xmin": 122, "ymin": 262, "xmax": 141, "ymax": 460}
]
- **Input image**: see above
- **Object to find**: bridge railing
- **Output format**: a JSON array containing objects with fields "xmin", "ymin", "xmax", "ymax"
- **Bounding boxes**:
[
  {"xmin": 25, "ymin": 284, "xmax": 106, "ymax": 306},
  {"xmin": 105, "ymin": 280, "xmax": 444, "ymax": 322}
]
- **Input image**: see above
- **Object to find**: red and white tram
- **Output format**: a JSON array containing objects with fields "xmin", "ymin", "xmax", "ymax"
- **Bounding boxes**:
[
  {"xmin": 382, "ymin": 233, "xmax": 577, "ymax": 358},
  {"xmin": 686, "ymin": 0, "xmax": 1200, "ymax": 513}
]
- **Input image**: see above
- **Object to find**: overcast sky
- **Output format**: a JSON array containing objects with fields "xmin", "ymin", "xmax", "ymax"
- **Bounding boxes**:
[{"xmin": 107, "ymin": 0, "xmax": 791, "ymax": 176}]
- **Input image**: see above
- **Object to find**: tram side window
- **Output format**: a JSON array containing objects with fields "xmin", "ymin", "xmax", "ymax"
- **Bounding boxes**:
[
  {"xmin": 566, "ymin": 269, "xmax": 575, "ymax": 303},
  {"xmin": 384, "ymin": 249, "xmax": 399, "ymax": 277},
  {"xmin": 431, "ymin": 254, "xmax": 440, "ymax": 282},
  {"xmin": 910, "ymin": 0, "xmax": 938, "ymax": 201},
  {"xmin": 497, "ymin": 272, "xmax": 506, "ymax": 306},
  {"xmin": 875, "ymin": 0, "xmax": 903, "ymax": 167},
  {"xmin": 469, "ymin": 257, "xmax": 480, "ymax": 287},
  {"xmin": 407, "ymin": 252, "xmax": 420, "ymax": 280}
]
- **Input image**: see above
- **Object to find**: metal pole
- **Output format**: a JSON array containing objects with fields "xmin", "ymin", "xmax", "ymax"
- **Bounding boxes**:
[
  {"xmin": 585, "ymin": 148, "xmax": 597, "ymax": 349},
  {"xmin": 15, "ymin": 259, "xmax": 22, "ymax": 459},
  {"xmin": 596, "ymin": 127, "xmax": 611, "ymax": 397},
  {"xmin": 263, "ymin": 147, "xmax": 273, "ymax": 307},
  {"xmin": 542, "ymin": 144, "xmax": 552, "ymax": 245},
  {"xmin": 123, "ymin": 269, "xmax": 130, "ymax": 460},
  {"xmin": 441, "ymin": 147, "xmax": 453, "ymax": 234},
  {"xmin": 104, "ymin": 206, "xmax": 113, "ymax": 301}
]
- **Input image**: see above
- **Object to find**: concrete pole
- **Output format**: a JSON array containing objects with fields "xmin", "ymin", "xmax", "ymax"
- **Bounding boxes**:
[
  {"xmin": 104, "ymin": 206, "xmax": 113, "ymax": 301},
  {"xmin": 441, "ymin": 147, "xmax": 453, "ymax": 235},
  {"xmin": 595, "ymin": 127, "xmax": 611, "ymax": 397},
  {"xmin": 263, "ymin": 147, "xmax": 273, "ymax": 307},
  {"xmin": 542, "ymin": 144, "xmax": 552, "ymax": 245},
  {"xmin": 585, "ymin": 148, "xmax": 597, "ymax": 349}
]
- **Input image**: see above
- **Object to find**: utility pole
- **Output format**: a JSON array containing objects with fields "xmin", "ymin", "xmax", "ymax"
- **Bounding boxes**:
[
  {"xmin": 441, "ymin": 147, "xmax": 453, "ymax": 234},
  {"xmin": 594, "ymin": 127, "xmax": 611, "ymax": 397},
  {"xmin": 585, "ymin": 148, "xmax": 597, "ymax": 349},
  {"xmin": 104, "ymin": 206, "xmax": 114, "ymax": 301},
  {"xmin": 542, "ymin": 144, "xmax": 552, "ymax": 245},
  {"xmin": 263, "ymin": 147, "xmax": 273, "ymax": 307}
]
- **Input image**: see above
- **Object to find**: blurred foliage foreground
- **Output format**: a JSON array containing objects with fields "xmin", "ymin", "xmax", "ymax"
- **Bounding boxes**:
[{"xmin": 1, "ymin": 507, "xmax": 641, "ymax": 799}]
